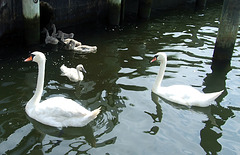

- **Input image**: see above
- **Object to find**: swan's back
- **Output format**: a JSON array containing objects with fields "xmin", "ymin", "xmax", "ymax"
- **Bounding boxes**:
[
  {"xmin": 155, "ymin": 85, "xmax": 223, "ymax": 107},
  {"xmin": 60, "ymin": 64, "xmax": 70, "ymax": 75},
  {"xmin": 60, "ymin": 64, "xmax": 83, "ymax": 82},
  {"xmin": 28, "ymin": 96, "xmax": 101, "ymax": 127},
  {"xmin": 39, "ymin": 97, "xmax": 90, "ymax": 115}
]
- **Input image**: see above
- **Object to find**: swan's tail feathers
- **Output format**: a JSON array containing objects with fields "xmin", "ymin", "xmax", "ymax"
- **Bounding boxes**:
[
  {"xmin": 90, "ymin": 107, "xmax": 101, "ymax": 119},
  {"xmin": 205, "ymin": 90, "xmax": 224, "ymax": 102},
  {"xmin": 60, "ymin": 64, "xmax": 67, "ymax": 76},
  {"xmin": 60, "ymin": 64, "xmax": 66, "ymax": 70}
]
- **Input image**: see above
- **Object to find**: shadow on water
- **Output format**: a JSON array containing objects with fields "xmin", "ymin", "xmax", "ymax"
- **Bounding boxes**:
[
  {"xmin": 27, "ymin": 116, "xmax": 96, "ymax": 144},
  {"xmin": 201, "ymin": 59, "xmax": 234, "ymax": 154},
  {"xmin": 143, "ymin": 92, "xmax": 163, "ymax": 135},
  {"xmin": 5, "ymin": 116, "xmax": 96, "ymax": 154},
  {"xmin": 150, "ymin": 91, "xmax": 233, "ymax": 154}
]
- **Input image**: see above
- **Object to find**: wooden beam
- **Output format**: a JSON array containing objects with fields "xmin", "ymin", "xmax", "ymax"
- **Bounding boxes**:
[{"xmin": 213, "ymin": 0, "xmax": 240, "ymax": 61}]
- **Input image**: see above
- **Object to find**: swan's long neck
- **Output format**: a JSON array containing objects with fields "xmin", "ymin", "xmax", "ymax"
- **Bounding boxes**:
[
  {"xmin": 52, "ymin": 24, "xmax": 56, "ymax": 35},
  {"xmin": 45, "ymin": 30, "xmax": 49, "ymax": 37},
  {"xmin": 152, "ymin": 58, "xmax": 167, "ymax": 92},
  {"xmin": 29, "ymin": 60, "xmax": 45, "ymax": 105},
  {"xmin": 77, "ymin": 70, "xmax": 82, "ymax": 80}
]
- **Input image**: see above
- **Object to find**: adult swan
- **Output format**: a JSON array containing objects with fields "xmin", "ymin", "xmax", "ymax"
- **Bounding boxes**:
[
  {"xmin": 150, "ymin": 52, "xmax": 223, "ymax": 107},
  {"xmin": 24, "ymin": 51, "xmax": 101, "ymax": 127}
]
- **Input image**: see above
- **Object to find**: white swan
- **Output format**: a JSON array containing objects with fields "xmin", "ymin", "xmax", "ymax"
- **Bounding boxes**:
[
  {"xmin": 66, "ymin": 40, "xmax": 97, "ymax": 53},
  {"xmin": 60, "ymin": 64, "xmax": 86, "ymax": 82},
  {"xmin": 24, "ymin": 51, "xmax": 100, "ymax": 127},
  {"xmin": 150, "ymin": 52, "xmax": 223, "ymax": 107},
  {"xmin": 62, "ymin": 38, "xmax": 82, "ymax": 51},
  {"xmin": 73, "ymin": 44, "xmax": 97, "ymax": 53},
  {"xmin": 63, "ymin": 38, "xmax": 82, "ymax": 47}
]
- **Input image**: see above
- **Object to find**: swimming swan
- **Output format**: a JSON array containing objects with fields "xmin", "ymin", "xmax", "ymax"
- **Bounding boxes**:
[
  {"xmin": 67, "ymin": 40, "xmax": 97, "ymax": 53},
  {"xmin": 60, "ymin": 64, "xmax": 86, "ymax": 82},
  {"xmin": 24, "ymin": 51, "xmax": 101, "ymax": 127},
  {"xmin": 150, "ymin": 52, "xmax": 223, "ymax": 107},
  {"xmin": 63, "ymin": 38, "xmax": 82, "ymax": 48},
  {"xmin": 57, "ymin": 30, "xmax": 74, "ymax": 39},
  {"xmin": 51, "ymin": 24, "xmax": 74, "ymax": 39},
  {"xmin": 42, "ymin": 28, "xmax": 59, "ymax": 45}
]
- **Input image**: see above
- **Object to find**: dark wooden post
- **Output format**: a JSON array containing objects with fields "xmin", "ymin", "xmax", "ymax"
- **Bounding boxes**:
[
  {"xmin": 137, "ymin": 0, "xmax": 153, "ymax": 20},
  {"xmin": 213, "ymin": 0, "xmax": 240, "ymax": 61},
  {"xmin": 22, "ymin": 0, "xmax": 40, "ymax": 45},
  {"xmin": 108, "ymin": 0, "xmax": 122, "ymax": 26},
  {"xmin": 120, "ymin": 0, "xmax": 125, "ymax": 24},
  {"xmin": 195, "ymin": 0, "xmax": 207, "ymax": 10}
]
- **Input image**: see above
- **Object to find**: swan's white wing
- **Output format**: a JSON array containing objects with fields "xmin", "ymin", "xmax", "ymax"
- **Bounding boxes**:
[
  {"xmin": 66, "ymin": 70, "xmax": 79, "ymax": 82},
  {"xmin": 60, "ymin": 65, "xmax": 79, "ymax": 82},
  {"xmin": 37, "ymin": 97, "xmax": 90, "ymax": 117},
  {"xmin": 60, "ymin": 65, "xmax": 74, "ymax": 76},
  {"xmin": 156, "ymin": 85, "xmax": 222, "ymax": 107},
  {"xmin": 28, "ymin": 97, "xmax": 100, "ymax": 127},
  {"xmin": 31, "ymin": 97, "xmax": 92, "ymax": 127},
  {"xmin": 157, "ymin": 85, "xmax": 203, "ymax": 106}
]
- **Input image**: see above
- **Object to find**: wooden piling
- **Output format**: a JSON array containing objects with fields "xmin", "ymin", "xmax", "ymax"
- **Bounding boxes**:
[
  {"xmin": 22, "ymin": 0, "xmax": 40, "ymax": 45},
  {"xmin": 120, "ymin": 0, "xmax": 126, "ymax": 24},
  {"xmin": 108, "ymin": 0, "xmax": 122, "ymax": 26},
  {"xmin": 195, "ymin": 0, "xmax": 207, "ymax": 10},
  {"xmin": 137, "ymin": 0, "xmax": 153, "ymax": 19},
  {"xmin": 213, "ymin": 0, "xmax": 240, "ymax": 61}
]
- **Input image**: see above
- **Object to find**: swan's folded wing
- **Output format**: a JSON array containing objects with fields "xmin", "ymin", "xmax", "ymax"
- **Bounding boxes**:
[
  {"xmin": 158, "ymin": 85, "xmax": 202, "ymax": 106},
  {"xmin": 60, "ymin": 64, "xmax": 69, "ymax": 75},
  {"xmin": 60, "ymin": 65, "xmax": 78, "ymax": 80},
  {"xmin": 38, "ymin": 97, "xmax": 90, "ymax": 118}
]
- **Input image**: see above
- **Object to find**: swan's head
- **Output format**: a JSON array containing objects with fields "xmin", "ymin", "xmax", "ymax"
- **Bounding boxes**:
[
  {"xmin": 69, "ymin": 40, "xmax": 76, "ymax": 48},
  {"xmin": 69, "ymin": 33, "xmax": 74, "ymax": 38},
  {"xmin": 65, "ymin": 40, "xmax": 75, "ymax": 50},
  {"xmin": 150, "ymin": 52, "xmax": 167, "ymax": 63},
  {"xmin": 51, "ymin": 24, "xmax": 56, "ymax": 29},
  {"xmin": 76, "ymin": 64, "xmax": 87, "ymax": 73},
  {"xmin": 24, "ymin": 51, "xmax": 46, "ymax": 63}
]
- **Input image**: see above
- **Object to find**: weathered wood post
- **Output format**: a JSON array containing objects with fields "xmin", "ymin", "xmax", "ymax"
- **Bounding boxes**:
[
  {"xmin": 213, "ymin": 0, "xmax": 240, "ymax": 61},
  {"xmin": 120, "ymin": 0, "xmax": 125, "ymax": 24},
  {"xmin": 137, "ymin": 0, "xmax": 153, "ymax": 20},
  {"xmin": 195, "ymin": 0, "xmax": 207, "ymax": 10},
  {"xmin": 22, "ymin": 0, "xmax": 40, "ymax": 45},
  {"xmin": 108, "ymin": 0, "xmax": 122, "ymax": 26}
]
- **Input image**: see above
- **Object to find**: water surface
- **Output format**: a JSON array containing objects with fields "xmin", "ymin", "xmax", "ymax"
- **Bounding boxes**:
[{"xmin": 0, "ymin": 2, "xmax": 240, "ymax": 154}]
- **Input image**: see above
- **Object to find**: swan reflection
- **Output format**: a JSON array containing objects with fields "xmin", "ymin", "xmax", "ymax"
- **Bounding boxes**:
[{"xmin": 27, "ymin": 116, "xmax": 96, "ymax": 147}]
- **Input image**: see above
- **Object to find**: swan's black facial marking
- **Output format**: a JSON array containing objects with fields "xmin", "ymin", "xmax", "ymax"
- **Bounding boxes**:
[
  {"xmin": 30, "ymin": 53, "xmax": 35, "ymax": 58},
  {"xmin": 24, "ymin": 53, "xmax": 35, "ymax": 62},
  {"xmin": 150, "ymin": 55, "xmax": 158, "ymax": 63}
]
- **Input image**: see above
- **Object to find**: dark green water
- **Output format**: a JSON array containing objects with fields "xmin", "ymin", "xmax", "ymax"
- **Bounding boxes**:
[{"xmin": 1, "ymin": 2, "xmax": 240, "ymax": 154}]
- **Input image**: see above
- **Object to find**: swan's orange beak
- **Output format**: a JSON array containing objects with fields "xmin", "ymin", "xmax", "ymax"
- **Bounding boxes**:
[
  {"xmin": 150, "ymin": 57, "xmax": 157, "ymax": 63},
  {"xmin": 24, "ymin": 55, "xmax": 33, "ymax": 62}
]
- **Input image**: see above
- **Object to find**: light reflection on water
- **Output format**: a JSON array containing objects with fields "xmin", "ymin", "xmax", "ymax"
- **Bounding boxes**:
[{"xmin": 1, "ymin": 2, "xmax": 240, "ymax": 154}]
